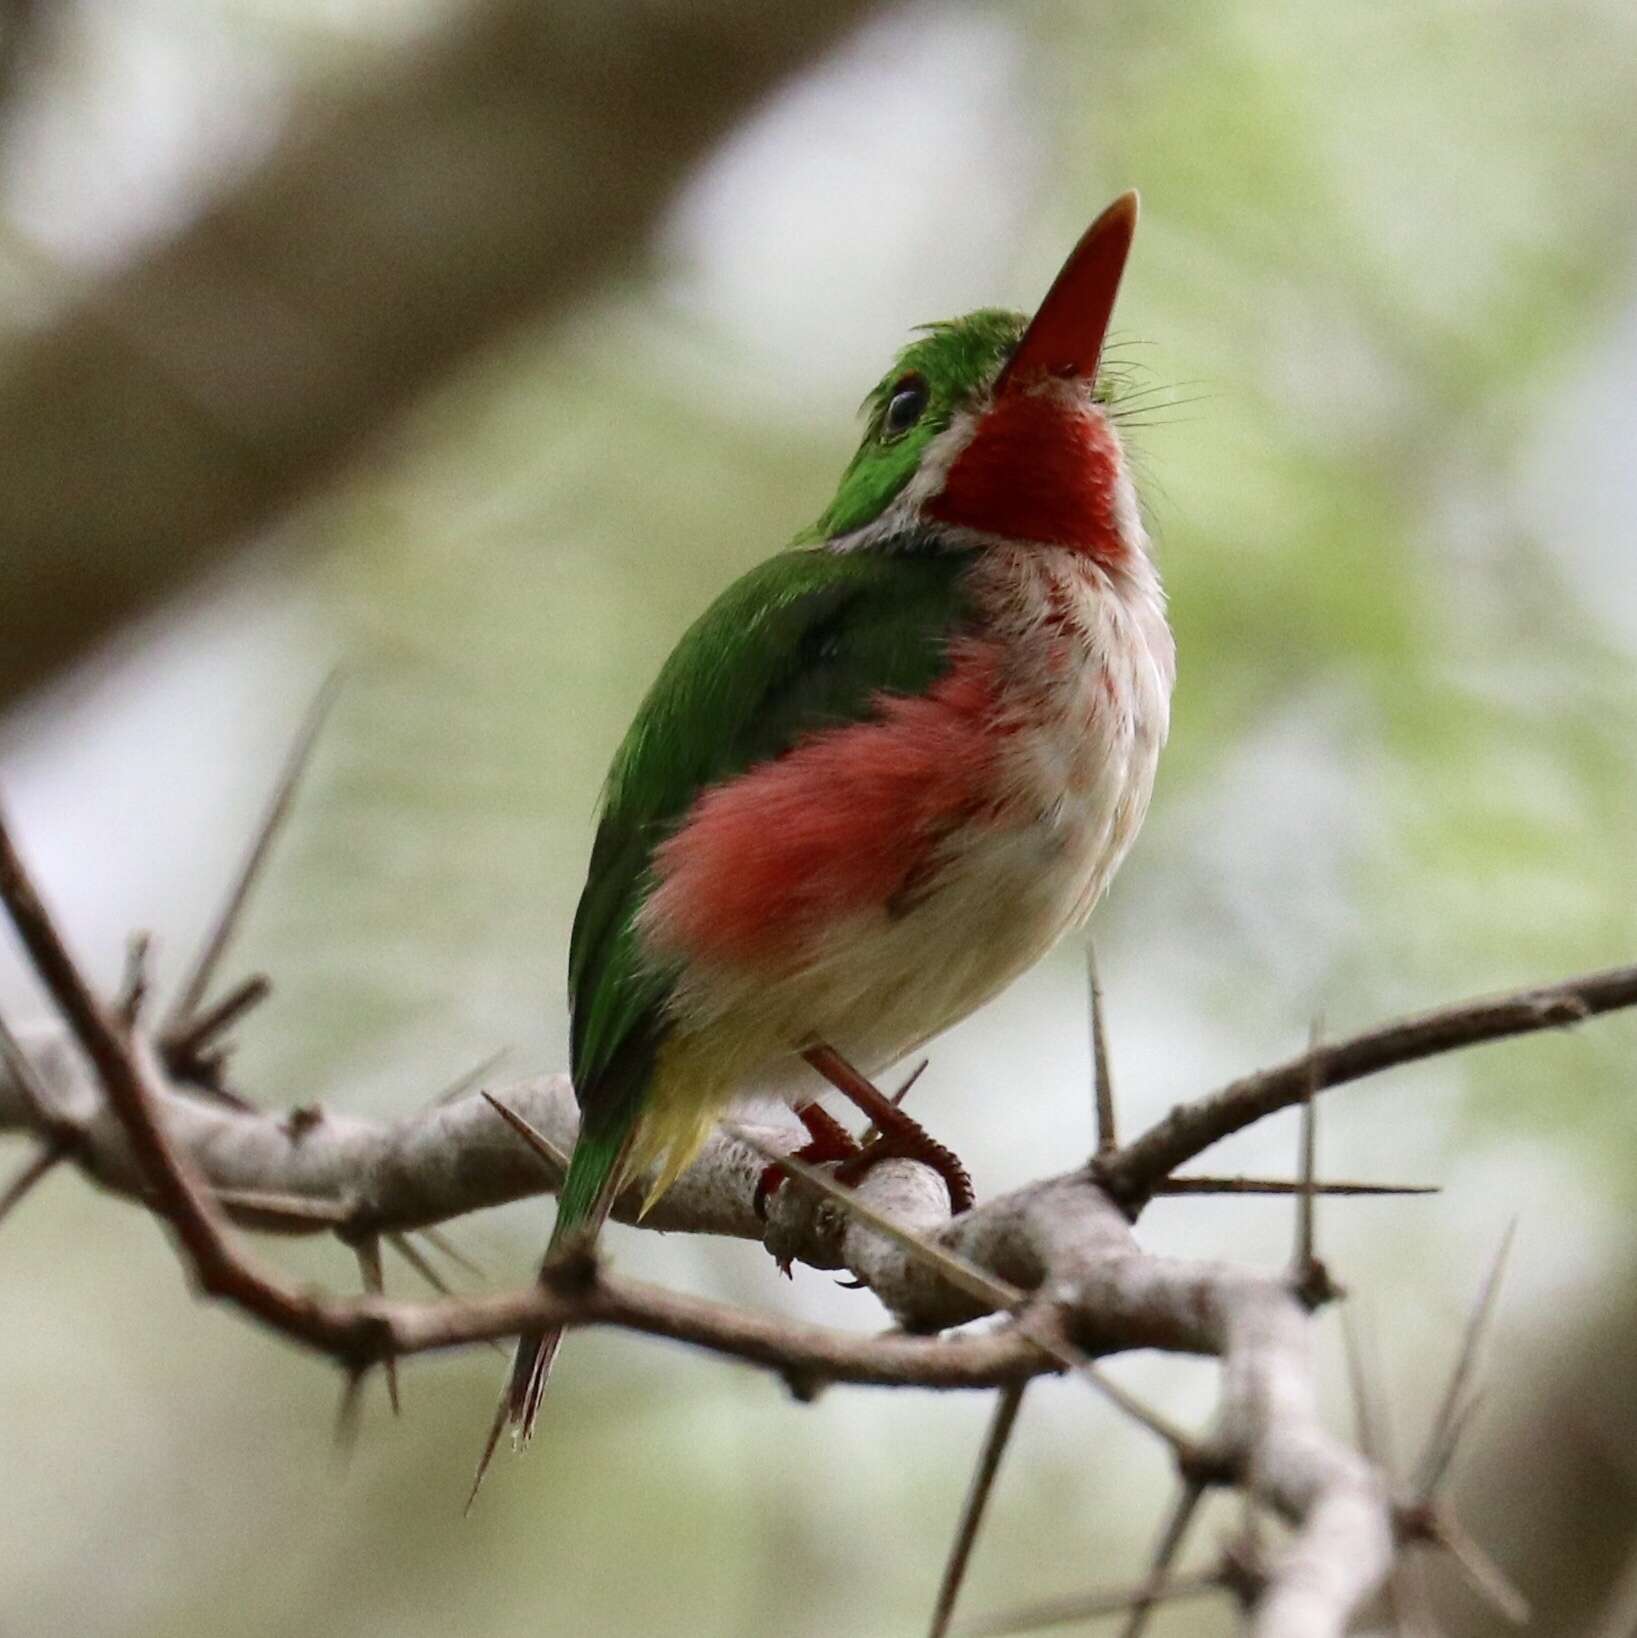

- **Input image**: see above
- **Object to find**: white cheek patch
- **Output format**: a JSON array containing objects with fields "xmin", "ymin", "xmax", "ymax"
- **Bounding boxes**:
[{"xmin": 825, "ymin": 410, "xmax": 982, "ymax": 556}]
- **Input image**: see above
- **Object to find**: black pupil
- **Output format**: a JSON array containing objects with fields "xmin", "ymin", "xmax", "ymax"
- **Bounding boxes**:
[{"xmin": 884, "ymin": 380, "xmax": 927, "ymax": 436}]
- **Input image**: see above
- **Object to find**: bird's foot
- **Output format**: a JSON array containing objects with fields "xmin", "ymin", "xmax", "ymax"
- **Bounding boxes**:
[
  {"xmin": 802, "ymin": 1044, "xmax": 975, "ymax": 1216},
  {"xmin": 754, "ymin": 1101, "xmax": 861, "ymax": 1256},
  {"xmin": 831, "ymin": 1124, "xmax": 975, "ymax": 1216}
]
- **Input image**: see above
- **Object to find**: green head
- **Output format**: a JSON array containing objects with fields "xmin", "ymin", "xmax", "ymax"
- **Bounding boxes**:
[
  {"xmin": 801, "ymin": 193, "xmax": 1144, "ymax": 559},
  {"xmin": 804, "ymin": 311, "xmax": 1026, "ymax": 542}
]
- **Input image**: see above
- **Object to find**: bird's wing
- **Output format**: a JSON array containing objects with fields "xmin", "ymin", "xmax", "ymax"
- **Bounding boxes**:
[{"xmin": 567, "ymin": 541, "xmax": 976, "ymax": 1139}]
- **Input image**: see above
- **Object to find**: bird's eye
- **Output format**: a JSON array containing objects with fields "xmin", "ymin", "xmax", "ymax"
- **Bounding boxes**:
[{"xmin": 882, "ymin": 375, "xmax": 929, "ymax": 439}]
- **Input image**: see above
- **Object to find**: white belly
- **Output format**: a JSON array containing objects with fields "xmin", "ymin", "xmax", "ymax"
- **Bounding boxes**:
[{"xmin": 654, "ymin": 544, "xmax": 1174, "ymax": 1113}]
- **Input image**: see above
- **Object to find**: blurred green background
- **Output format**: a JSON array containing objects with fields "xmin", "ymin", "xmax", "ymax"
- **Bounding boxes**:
[{"xmin": 2, "ymin": 2, "xmax": 1636, "ymax": 1633}]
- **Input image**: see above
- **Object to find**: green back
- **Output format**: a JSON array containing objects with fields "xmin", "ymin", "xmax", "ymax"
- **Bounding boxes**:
[{"xmin": 567, "ymin": 541, "xmax": 976, "ymax": 1140}]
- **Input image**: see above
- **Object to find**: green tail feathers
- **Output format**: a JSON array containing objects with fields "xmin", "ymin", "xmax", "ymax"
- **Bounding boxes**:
[
  {"xmin": 507, "ymin": 1118, "xmax": 634, "ymax": 1430},
  {"xmin": 467, "ymin": 1116, "xmax": 637, "ymax": 1507}
]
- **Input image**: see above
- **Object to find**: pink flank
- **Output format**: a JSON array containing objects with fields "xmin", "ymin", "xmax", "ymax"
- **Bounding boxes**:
[{"xmin": 643, "ymin": 642, "xmax": 1013, "ymax": 969}]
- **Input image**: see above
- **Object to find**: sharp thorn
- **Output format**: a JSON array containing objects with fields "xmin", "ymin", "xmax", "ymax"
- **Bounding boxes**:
[
  {"xmin": 1341, "ymin": 1305, "xmax": 1386, "ymax": 1471},
  {"xmin": 180, "ymin": 1077, "xmax": 259, "ymax": 1112},
  {"xmin": 354, "ymin": 1238, "xmax": 399, "ymax": 1416},
  {"xmin": 861, "ymin": 1057, "xmax": 931, "ymax": 1144},
  {"xmin": 1118, "ymin": 1479, "xmax": 1205, "ymax": 1638},
  {"xmin": 1154, "ymin": 1175, "xmax": 1438, "ymax": 1197},
  {"xmin": 164, "ymin": 668, "xmax": 343, "ymax": 1036},
  {"xmin": 0, "ymin": 1140, "xmax": 67, "ymax": 1227},
  {"xmin": 115, "ymin": 931, "xmax": 153, "ymax": 1026},
  {"xmin": 1081, "ymin": 1364, "xmax": 1201, "ymax": 1463},
  {"xmin": 334, "ymin": 1366, "xmax": 366, "ymax": 1459},
  {"xmin": 417, "ymin": 1224, "xmax": 486, "ymax": 1279},
  {"xmin": 163, "ymin": 974, "xmax": 272, "ymax": 1068},
  {"xmin": 212, "ymin": 1185, "xmax": 352, "ymax": 1227},
  {"xmin": 482, "ymin": 1091, "xmax": 570, "ymax": 1173},
  {"xmin": 927, "ymin": 1382, "xmax": 1028, "ymax": 1638},
  {"xmin": 0, "ymin": 1006, "xmax": 73, "ymax": 1139},
  {"xmin": 1420, "ymin": 1387, "xmax": 1486, "ymax": 1498},
  {"xmin": 429, "ymin": 1046, "xmax": 511, "ymax": 1107},
  {"xmin": 1414, "ymin": 1219, "xmax": 1516, "ymax": 1496},
  {"xmin": 953, "ymin": 1569, "xmax": 1224, "ymax": 1638},
  {"xmin": 466, "ymin": 1396, "xmax": 511, "ymax": 1515},
  {"xmin": 894, "ymin": 1058, "xmax": 931, "ymax": 1107},
  {"xmin": 386, "ymin": 1231, "xmax": 454, "ymax": 1297},
  {"xmin": 1293, "ymin": 1015, "xmax": 1323, "ymax": 1281},
  {"xmin": 1430, "ymin": 1510, "xmax": 1530, "ymax": 1626},
  {"xmin": 1088, "ymin": 941, "xmax": 1117, "ymax": 1155}
]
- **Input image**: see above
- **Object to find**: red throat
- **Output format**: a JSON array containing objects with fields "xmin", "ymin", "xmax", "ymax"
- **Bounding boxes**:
[{"xmin": 924, "ymin": 394, "xmax": 1130, "ymax": 565}]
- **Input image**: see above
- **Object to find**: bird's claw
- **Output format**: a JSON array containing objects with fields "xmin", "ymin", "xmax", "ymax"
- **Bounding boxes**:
[
  {"xmin": 833, "ymin": 1129, "xmax": 975, "ymax": 1216},
  {"xmin": 753, "ymin": 1102, "xmax": 862, "ymax": 1222}
]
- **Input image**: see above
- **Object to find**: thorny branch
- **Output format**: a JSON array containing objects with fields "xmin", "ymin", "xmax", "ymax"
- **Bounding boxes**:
[{"xmin": 1, "ymin": 792, "xmax": 1633, "ymax": 1635}]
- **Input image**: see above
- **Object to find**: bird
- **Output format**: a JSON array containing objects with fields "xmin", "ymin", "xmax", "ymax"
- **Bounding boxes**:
[{"xmin": 475, "ymin": 191, "xmax": 1175, "ymax": 1489}]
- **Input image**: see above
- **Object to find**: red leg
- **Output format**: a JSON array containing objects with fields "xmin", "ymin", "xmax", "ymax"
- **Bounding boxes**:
[
  {"xmin": 753, "ymin": 1099, "xmax": 862, "ymax": 1224},
  {"xmin": 802, "ymin": 1043, "xmax": 974, "ymax": 1215}
]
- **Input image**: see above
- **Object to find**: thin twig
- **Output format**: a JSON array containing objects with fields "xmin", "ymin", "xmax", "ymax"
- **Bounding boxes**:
[
  {"xmin": 379, "ymin": 1234, "xmax": 504, "ymax": 1362},
  {"xmin": 1107, "ymin": 964, "xmax": 1637, "ymax": 1192},
  {"xmin": 0, "ymin": 806, "xmax": 231, "ymax": 1261},
  {"xmin": 162, "ymin": 671, "xmax": 342, "ymax": 1038},
  {"xmin": 382, "ymin": 1270, "xmax": 1049, "ymax": 1388},
  {"xmin": 928, "ymin": 1382, "xmax": 1028, "ymax": 1638}
]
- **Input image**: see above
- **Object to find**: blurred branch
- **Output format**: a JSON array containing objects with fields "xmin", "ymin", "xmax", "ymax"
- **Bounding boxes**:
[
  {"xmin": 0, "ymin": 0, "xmax": 878, "ymax": 714},
  {"xmin": 6, "ymin": 801, "xmax": 1633, "ymax": 1634}
]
